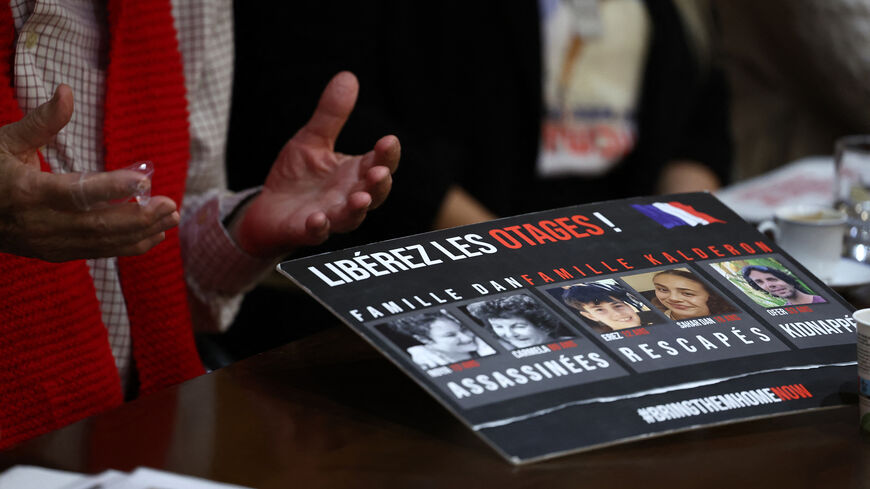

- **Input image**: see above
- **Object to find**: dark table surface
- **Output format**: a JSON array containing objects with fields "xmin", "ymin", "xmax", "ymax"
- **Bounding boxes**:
[{"xmin": 1, "ymin": 323, "xmax": 869, "ymax": 488}]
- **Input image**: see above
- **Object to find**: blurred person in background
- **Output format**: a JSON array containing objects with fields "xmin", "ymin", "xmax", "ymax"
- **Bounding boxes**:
[
  {"xmin": 713, "ymin": 0, "xmax": 870, "ymax": 179},
  {"xmin": 433, "ymin": 0, "xmax": 732, "ymax": 227},
  {"xmin": 230, "ymin": 0, "xmax": 732, "ymax": 233},
  {"xmin": 224, "ymin": 0, "xmax": 732, "ymax": 358}
]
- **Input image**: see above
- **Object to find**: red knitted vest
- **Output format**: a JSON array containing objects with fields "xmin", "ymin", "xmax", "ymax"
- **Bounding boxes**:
[{"xmin": 0, "ymin": 0, "xmax": 205, "ymax": 450}]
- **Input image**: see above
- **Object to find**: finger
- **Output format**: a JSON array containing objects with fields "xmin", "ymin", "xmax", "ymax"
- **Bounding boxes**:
[
  {"xmin": 69, "ymin": 197, "xmax": 177, "ymax": 236},
  {"xmin": 1, "ymin": 84, "xmax": 73, "ymax": 155},
  {"xmin": 32, "ymin": 169, "xmax": 151, "ymax": 211},
  {"xmin": 303, "ymin": 211, "xmax": 330, "ymax": 245},
  {"xmin": 294, "ymin": 71, "xmax": 359, "ymax": 149},
  {"xmin": 31, "ymin": 197, "xmax": 177, "ymax": 244},
  {"xmin": 71, "ymin": 213, "xmax": 175, "ymax": 258},
  {"xmin": 372, "ymin": 135, "xmax": 400, "ymax": 174},
  {"xmin": 59, "ymin": 232, "xmax": 167, "ymax": 261},
  {"xmin": 326, "ymin": 194, "xmax": 369, "ymax": 234},
  {"xmin": 354, "ymin": 135, "xmax": 401, "ymax": 176},
  {"xmin": 365, "ymin": 168, "xmax": 393, "ymax": 210},
  {"xmin": 113, "ymin": 232, "xmax": 167, "ymax": 257},
  {"xmin": 17, "ymin": 206, "xmax": 174, "ymax": 262},
  {"xmin": 90, "ymin": 202, "xmax": 179, "ymax": 243},
  {"xmin": 347, "ymin": 191, "xmax": 373, "ymax": 211}
]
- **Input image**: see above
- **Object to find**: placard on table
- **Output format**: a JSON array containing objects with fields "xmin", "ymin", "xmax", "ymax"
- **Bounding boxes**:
[{"xmin": 278, "ymin": 192, "xmax": 856, "ymax": 464}]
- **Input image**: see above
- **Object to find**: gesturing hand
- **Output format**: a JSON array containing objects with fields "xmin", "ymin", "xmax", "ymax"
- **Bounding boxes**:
[
  {"xmin": 0, "ymin": 85, "xmax": 180, "ymax": 262},
  {"xmin": 233, "ymin": 72, "xmax": 401, "ymax": 258}
]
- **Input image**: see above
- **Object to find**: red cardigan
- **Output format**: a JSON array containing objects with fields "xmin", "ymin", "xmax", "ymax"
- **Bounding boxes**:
[{"xmin": 0, "ymin": 0, "xmax": 205, "ymax": 450}]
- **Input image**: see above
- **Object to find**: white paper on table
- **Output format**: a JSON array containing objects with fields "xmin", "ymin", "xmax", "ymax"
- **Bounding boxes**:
[
  {"xmin": 57, "ymin": 470, "xmax": 127, "ymax": 489},
  {"xmin": 108, "ymin": 467, "xmax": 251, "ymax": 489},
  {"xmin": 714, "ymin": 156, "xmax": 835, "ymax": 222},
  {"xmin": 0, "ymin": 466, "xmax": 85, "ymax": 489},
  {"xmin": 0, "ymin": 466, "xmax": 251, "ymax": 489}
]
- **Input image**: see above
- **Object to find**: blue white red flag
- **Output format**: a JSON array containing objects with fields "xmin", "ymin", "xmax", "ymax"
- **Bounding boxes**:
[{"xmin": 631, "ymin": 201, "xmax": 726, "ymax": 229}]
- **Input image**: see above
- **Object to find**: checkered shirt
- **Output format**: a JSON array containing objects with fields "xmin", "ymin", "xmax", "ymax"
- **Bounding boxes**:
[{"xmin": 10, "ymin": 0, "xmax": 272, "ymax": 387}]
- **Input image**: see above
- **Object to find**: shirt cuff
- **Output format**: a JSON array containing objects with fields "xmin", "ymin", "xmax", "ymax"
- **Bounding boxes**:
[{"xmin": 181, "ymin": 188, "xmax": 275, "ymax": 332}]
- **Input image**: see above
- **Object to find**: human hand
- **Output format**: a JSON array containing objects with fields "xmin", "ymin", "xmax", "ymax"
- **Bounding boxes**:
[
  {"xmin": 233, "ymin": 72, "xmax": 400, "ymax": 258},
  {"xmin": 657, "ymin": 160, "xmax": 721, "ymax": 195},
  {"xmin": 0, "ymin": 85, "xmax": 180, "ymax": 262}
]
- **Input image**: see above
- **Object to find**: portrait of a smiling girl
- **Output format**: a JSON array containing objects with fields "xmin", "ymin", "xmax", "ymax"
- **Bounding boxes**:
[{"xmin": 623, "ymin": 268, "xmax": 737, "ymax": 320}]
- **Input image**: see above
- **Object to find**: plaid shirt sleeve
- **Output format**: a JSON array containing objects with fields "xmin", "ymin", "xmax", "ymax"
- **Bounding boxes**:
[{"xmin": 174, "ymin": 0, "xmax": 275, "ymax": 333}]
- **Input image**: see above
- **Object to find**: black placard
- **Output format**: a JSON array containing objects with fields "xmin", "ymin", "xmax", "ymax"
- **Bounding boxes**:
[{"xmin": 278, "ymin": 193, "xmax": 857, "ymax": 464}]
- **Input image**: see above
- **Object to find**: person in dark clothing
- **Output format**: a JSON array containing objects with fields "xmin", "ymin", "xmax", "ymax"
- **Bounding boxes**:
[{"xmin": 222, "ymin": 0, "xmax": 731, "ymax": 359}]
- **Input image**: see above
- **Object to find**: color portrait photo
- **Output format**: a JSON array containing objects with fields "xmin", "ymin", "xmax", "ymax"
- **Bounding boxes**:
[
  {"xmin": 621, "ymin": 267, "xmax": 738, "ymax": 320},
  {"xmin": 708, "ymin": 258, "xmax": 826, "ymax": 308},
  {"xmin": 549, "ymin": 279, "xmax": 662, "ymax": 334}
]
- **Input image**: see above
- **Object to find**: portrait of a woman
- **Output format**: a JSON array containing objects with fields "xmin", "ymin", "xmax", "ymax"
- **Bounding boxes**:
[
  {"xmin": 389, "ymin": 311, "xmax": 496, "ymax": 368},
  {"xmin": 466, "ymin": 294, "xmax": 574, "ymax": 350},
  {"xmin": 651, "ymin": 269, "xmax": 735, "ymax": 320}
]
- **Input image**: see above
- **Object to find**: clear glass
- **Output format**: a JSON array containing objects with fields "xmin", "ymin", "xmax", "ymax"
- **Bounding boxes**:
[
  {"xmin": 129, "ymin": 160, "xmax": 154, "ymax": 206},
  {"xmin": 835, "ymin": 135, "xmax": 870, "ymax": 262}
]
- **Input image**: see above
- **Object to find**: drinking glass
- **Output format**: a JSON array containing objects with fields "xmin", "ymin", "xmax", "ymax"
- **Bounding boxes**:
[{"xmin": 835, "ymin": 135, "xmax": 870, "ymax": 262}]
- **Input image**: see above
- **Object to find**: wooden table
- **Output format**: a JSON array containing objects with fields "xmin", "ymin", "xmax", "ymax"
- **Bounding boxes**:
[{"xmin": 1, "ymin": 325, "xmax": 868, "ymax": 488}]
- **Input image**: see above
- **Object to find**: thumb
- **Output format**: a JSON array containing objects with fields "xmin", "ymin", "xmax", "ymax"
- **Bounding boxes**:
[
  {"xmin": 1, "ymin": 84, "xmax": 73, "ymax": 156},
  {"xmin": 293, "ymin": 71, "xmax": 358, "ymax": 149}
]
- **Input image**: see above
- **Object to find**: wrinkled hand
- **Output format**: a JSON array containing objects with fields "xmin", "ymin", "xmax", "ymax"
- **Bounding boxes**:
[
  {"xmin": 0, "ymin": 85, "xmax": 180, "ymax": 262},
  {"xmin": 234, "ymin": 72, "xmax": 400, "ymax": 258}
]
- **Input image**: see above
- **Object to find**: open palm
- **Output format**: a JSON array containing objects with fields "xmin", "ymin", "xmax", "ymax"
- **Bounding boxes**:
[{"xmin": 234, "ymin": 72, "xmax": 400, "ymax": 258}]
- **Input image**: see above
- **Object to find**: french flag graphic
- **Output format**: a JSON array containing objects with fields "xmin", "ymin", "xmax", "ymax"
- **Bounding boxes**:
[{"xmin": 632, "ymin": 201, "xmax": 726, "ymax": 229}]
